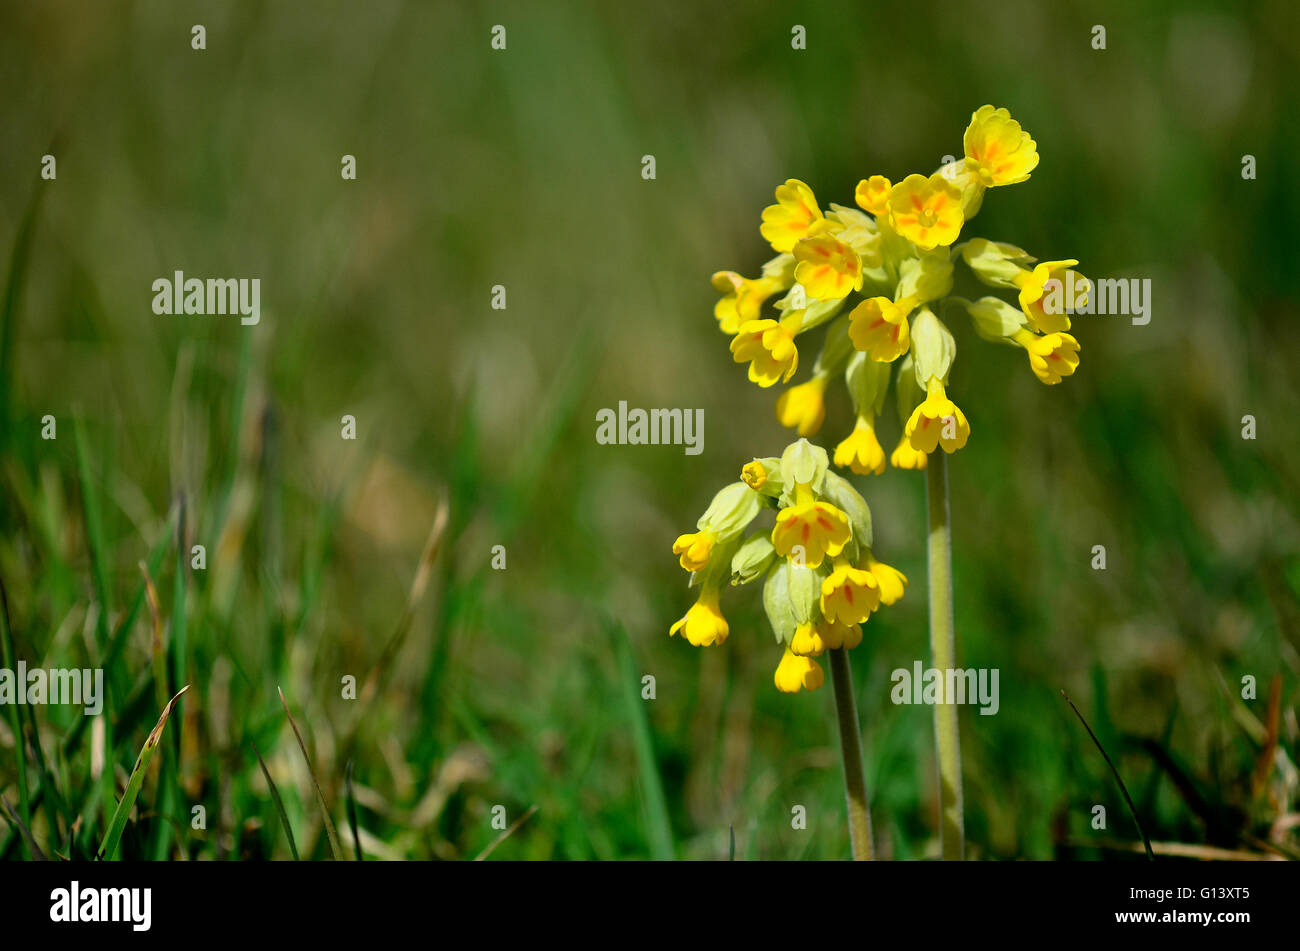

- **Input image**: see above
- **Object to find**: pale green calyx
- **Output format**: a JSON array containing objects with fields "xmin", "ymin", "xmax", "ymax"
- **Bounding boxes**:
[
  {"xmin": 697, "ymin": 481, "xmax": 762, "ymax": 538},
  {"xmin": 959, "ymin": 238, "xmax": 1034, "ymax": 288},
  {"xmin": 731, "ymin": 532, "xmax": 777, "ymax": 586},
  {"xmin": 845, "ymin": 350, "xmax": 890, "ymax": 418},
  {"xmin": 779, "ymin": 438, "xmax": 828, "ymax": 494},
  {"xmin": 910, "ymin": 307, "xmax": 956, "ymax": 387},
  {"xmin": 965, "ymin": 296, "xmax": 1027, "ymax": 346}
]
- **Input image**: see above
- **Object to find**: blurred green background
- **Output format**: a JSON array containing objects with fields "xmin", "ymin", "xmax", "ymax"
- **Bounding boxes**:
[{"xmin": 1, "ymin": 0, "xmax": 1298, "ymax": 860}]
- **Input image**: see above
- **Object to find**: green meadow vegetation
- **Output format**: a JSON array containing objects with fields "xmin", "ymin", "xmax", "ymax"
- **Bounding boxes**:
[{"xmin": 1, "ymin": 1, "xmax": 1298, "ymax": 860}]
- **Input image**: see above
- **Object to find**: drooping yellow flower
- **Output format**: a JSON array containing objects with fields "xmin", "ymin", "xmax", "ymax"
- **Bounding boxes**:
[
  {"xmin": 741, "ymin": 460, "xmax": 768, "ymax": 491},
  {"xmin": 771, "ymin": 485, "xmax": 852, "ymax": 569},
  {"xmin": 730, "ymin": 316, "xmax": 800, "ymax": 387},
  {"xmin": 774, "ymin": 647, "xmax": 825, "ymax": 693},
  {"xmin": 905, "ymin": 377, "xmax": 971, "ymax": 454},
  {"xmin": 1015, "ymin": 329, "xmax": 1080, "ymax": 384},
  {"xmin": 1014, "ymin": 259, "xmax": 1080, "ymax": 334},
  {"xmin": 817, "ymin": 618, "xmax": 863, "ymax": 650},
  {"xmin": 790, "ymin": 621, "xmax": 826, "ymax": 657},
  {"xmin": 890, "ymin": 434, "xmax": 928, "ymax": 470},
  {"xmin": 775, "ymin": 376, "xmax": 829, "ymax": 436},
  {"xmin": 848, "ymin": 295, "xmax": 913, "ymax": 363},
  {"xmin": 669, "ymin": 587, "xmax": 729, "ymax": 646},
  {"xmin": 833, "ymin": 417, "xmax": 887, "ymax": 475},
  {"xmin": 963, "ymin": 105, "xmax": 1040, "ymax": 187},
  {"xmin": 760, "ymin": 179, "xmax": 827, "ymax": 253},
  {"xmin": 712, "ymin": 271, "xmax": 786, "ymax": 335},
  {"xmin": 792, "ymin": 234, "xmax": 864, "ymax": 300},
  {"xmin": 820, "ymin": 559, "xmax": 881, "ymax": 626},
  {"xmin": 887, "ymin": 173, "xmax": 964, "ymax": 251},
  {"xmin": 672, "ymin": 530, "xmax": 716, "ymax": 572},
  {"xmin": 854, "ymin": 175, "xmax": 892, "ymax": 217},
  {"xmin": 862, "ymin": 550, "xmax": 907, "ymax": 606}
]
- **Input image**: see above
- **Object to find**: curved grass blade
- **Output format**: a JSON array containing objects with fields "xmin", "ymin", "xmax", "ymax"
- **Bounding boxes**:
[
  {"xmin": 97, "ymin": 685, "xmax": 189, "ymax": 860},
  {"xmin": 278, "ymin": 687, "xmax": 344, "ymax": 860},
  {"xmin": 345, "ymin": 759, "xmax": 362, "ymax": 861},
  {"xmin": 1061, "ymin": 689, "xmax": 1153, "ymax": 861},
  {"xmin": 252, "ymin": 739, "xmax": 299, "ymax": 860},
  {"xmin": 1, "ymin": 792, "xmax": 48, "ymax": 860}
]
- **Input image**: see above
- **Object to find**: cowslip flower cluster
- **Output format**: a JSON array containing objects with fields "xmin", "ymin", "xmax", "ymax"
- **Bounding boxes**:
[
  {"xmin": 670, "ymin": 440, "xmax": 906, "ymax": 693},
  {"xmin": 713, "ymin": 105, "xmax": 1090, "ymax": 473}
]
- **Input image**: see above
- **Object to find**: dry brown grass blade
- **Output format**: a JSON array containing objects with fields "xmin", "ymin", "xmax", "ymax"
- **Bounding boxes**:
[
  {"xmin": 1070, "ymin": 836, "xmax": 1284, "ymax": 861},
  {"xmin": 278, "ymin": 686, "xmax": 345, "ymax": 860},
  {"xmin": 474, "ymin": 804, "xmax": 538, "ymax": 861},
  {"xmin": 361, "ymin": 494, "xmax": 449, "ymax": 705},
  {"xmin": 1251, "ymin": 673, "xmax": 1283, "ymax": 799}
]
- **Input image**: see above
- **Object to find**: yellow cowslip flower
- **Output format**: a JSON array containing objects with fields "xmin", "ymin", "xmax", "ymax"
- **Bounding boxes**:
[
  {"xmin": 774, "ymin": 647, "xmax": 825, "ymax": 693},
  {"xmin": 1014, "ymin": 328, "xmax": 1080, "ymax": 384},
  {"xmin": 963, "ymin": 105, "xmax": 1040, "ymax": 187},
  {"xmin": 905, "ymin": 377, "xmax": 971, "ymax": 454},
  {"xmin": 833, "ymin": 417, "xmax": 887, "ymax": 475},
  {"xmin": 672, "ymin": 529, "xmax": 716, "ymax": 572},
  {"xmin": 792, "ymin": 234, "xmax": 864, "ymax": 300},
  {"xmin": 741, "ymin": 460, "xmax": 768, "ymax": 491},
  {"xmin": 711, "ymin": 270, "xmax": 787, "ymax": 335},
  {"xmin": 817, "ymin": 618, "xmax": 863, "ymax": 650},
  {"xmin": 760, "ymin": 179, "xmax": 828, "ymax": 253},
  {"xmin": 669, "ymin": 586, "xmax": 729, "ymax": 646},
  {"xmin": 862, "ymin": 550, "xmax": 907, "ymax": 606},
  {"xmin": 848, "ymin": 295, "xmax": 914, "ymax": 363},
  {"xmin": 890, "ymin": 434, "xmax": 928, "ymax": 470},
  {"xmin": 887, "ymin": 173, "xmax": 964, "ymax": 251},
  {"xmin": 730, "ymin": 315, "xmax": 801, "ymax": 387},
  {"xmin": 854, "ymin": 175, "xmax": 892, "ymax": 217},
  {"xmin": 771, "ymin": 483, "xmax": 852, "ymax": 569},
  {"xmin": 790, "ymin": 621, "xmax": 826, "ymax": 657},
  {"xmin": 775, "ymin": 376, "xmax": 829, "ymax": 436},
  {"xmin": 820, "ymin": 559, "xmax": 881, "ymax": 626},
  {"xmin": 1014, "ymin": 259, "xmax": 1080, "ymax": 334}
]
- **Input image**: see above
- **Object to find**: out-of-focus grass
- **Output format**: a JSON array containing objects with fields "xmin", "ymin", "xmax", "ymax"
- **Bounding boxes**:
[{"xmin": 1, "ymin": 0, "xmax": 1298, "ymax": 860}]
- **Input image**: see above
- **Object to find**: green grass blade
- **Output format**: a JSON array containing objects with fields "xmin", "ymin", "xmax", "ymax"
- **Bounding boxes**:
[
  {"xmin": 345, "ymin": 759, "xmax": 362, "ymax": 861},
  {"xmin": 0, "ymin": 575, "xmax": 32, "ymax": 857},
  {"xmin": 278, "ymin": 687, "xmax": 345, "ymax": 860},
  {"xmin": 97, "ymin": 685, "xmax": 189, "ymax": 860},
  {"xmin": 1061, "ymin": 689, "xmax": 1153, "ymax": 861},
  {"xmin": 1, "ymin": 793, "xmax": 47, "ymax": 860},
  {"xmin": 605, "ymin": 617, "xmax": 674, "ymax": 860},
  {"xmin": 252, "ymin": 739, "xmax": 299, "ymax": 860}
]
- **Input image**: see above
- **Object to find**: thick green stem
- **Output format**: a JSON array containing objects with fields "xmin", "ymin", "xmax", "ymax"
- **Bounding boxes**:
[
  {"xmin": 926, "ymin": 451, "xmax": 964, "ymax": 860},
  {"xmin": 828, "ymin": 647, "xmax": 873, "ymax": 860}
]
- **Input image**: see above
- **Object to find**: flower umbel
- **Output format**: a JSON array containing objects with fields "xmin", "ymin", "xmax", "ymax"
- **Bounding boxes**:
[{"xmin": 669, "ymin": 440, "xmax": 905, "ymax": 693}]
